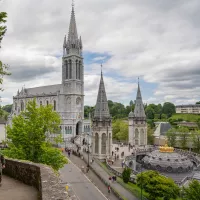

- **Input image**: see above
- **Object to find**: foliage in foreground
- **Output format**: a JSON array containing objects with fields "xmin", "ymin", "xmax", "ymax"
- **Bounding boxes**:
[
  {"xmin": 122, "ymin": 168, "xmax": 132, "ymax": 183},
  {"xmin": 136, "ymin": 170, "xmax": 180, "ymax": 200},
  {"xmin": 3, "ymin": 100, "xmax": 67, "ymax": 170},
  {"xmin": 182, "ymin": 180, "xmax": 200, "ymax": 200}
]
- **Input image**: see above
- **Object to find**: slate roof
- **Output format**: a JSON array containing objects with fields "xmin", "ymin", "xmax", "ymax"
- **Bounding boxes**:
[
  {"xmin": 133, "ymin": 82, "xmax": 146, "ymax": 118},
  {"xmin": 154, "ymin": 122, "xmax": 172, "ymax": 137},
  {"xmin": 93, "ymin": 71, "xmax": 110, "ymax": 120},
  {"xmin": 17, "ymin": 84, "xmax": 61, "ymax": 97}
]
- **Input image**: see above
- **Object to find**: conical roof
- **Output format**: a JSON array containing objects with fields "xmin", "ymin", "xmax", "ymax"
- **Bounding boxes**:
[
  {"xmin": 94, "ymin": 71, "xmax": 110, "ymax": 120},
  {"xmin": 133, "ymin": 82, "xmax": 146, "ymax": 118},
  {"xmin": 67, "ymin": 5, "xmax": 78, "ymax": 43}
]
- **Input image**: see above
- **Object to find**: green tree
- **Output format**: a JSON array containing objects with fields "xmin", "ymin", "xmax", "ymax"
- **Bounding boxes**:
[
  {"xmin": 147, "ymin": 125, "xmax": 154, "ymax": 145},
  {"xmin": 145, "ymin": 107, "xmax": 155, "ymax": 119},
  {"xmin": 182, "ymin": 180, "xmax": 200, "ymax": 200},
  {"xmin": 196, "ymin": 101, "xmax": 200, "ymax": 104},
  {"xmin": 137, "ymin": 170, "xmax": 180, "ymax": 200},
  {"xmin": 166, "ymin": 128, "xmax": 177, "ymax": 147},
  {"xmin": 192, "ymin": 130, "xmax": 200, "ymax": 153},
  {"xmin": 112, "ymin": 119, "xmax": 128, "ymax": 141},
  {"xmin": 178, "ymin": 127, "xmax": 190, "ymax": 149},
  {"xmin": 122, "ymin": 168, "xmax": 132, "ymax": 183},
  {"xmin": 3, "ymin": 99, "xmax": 67, "ymax": 170},
  {"xmin": 2, "ymin": 104, "xmax": 12, "ymax": 113},
  {"xmin": 162, "ymin": 102, "xmax": 176, "ymax": 118}
]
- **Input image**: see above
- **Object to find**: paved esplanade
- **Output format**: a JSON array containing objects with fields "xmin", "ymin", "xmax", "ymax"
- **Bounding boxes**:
[
  {"xmin": 0, "ymin": 175, "xmax": 38, "ymax": 200},
  {"xmin": 60, "ymin": 161, "xmax": 110, "ymax": 200}
]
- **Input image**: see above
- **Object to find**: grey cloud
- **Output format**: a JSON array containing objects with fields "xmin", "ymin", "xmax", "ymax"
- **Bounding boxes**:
[{"xmin": 7, "ymin": 66, "xmax": 58, "ymax": 82}]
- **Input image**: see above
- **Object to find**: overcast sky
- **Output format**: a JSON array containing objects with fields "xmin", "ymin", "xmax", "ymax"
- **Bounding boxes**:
[{"xmin": 0, "ymin": 0, "xmax": 200, "ymax": 106}]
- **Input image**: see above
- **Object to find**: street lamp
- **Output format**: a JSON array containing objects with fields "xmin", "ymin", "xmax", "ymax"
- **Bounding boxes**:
[
  {"xmin": 140, "ymin": 164, "xmax": 143, "ymax": 200},
  {"xmin": 87, "ymin": 133, "xmax": 90, "ymax": 168}
]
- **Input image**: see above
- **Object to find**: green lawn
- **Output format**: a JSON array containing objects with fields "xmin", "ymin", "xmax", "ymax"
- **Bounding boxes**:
[{"xmin": 170, "ymin": 113, "xmax": 200, "ymax": 122}]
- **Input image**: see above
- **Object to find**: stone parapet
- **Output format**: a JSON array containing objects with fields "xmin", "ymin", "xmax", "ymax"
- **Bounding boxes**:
[{"xmin": 3, "ymin": 158, "xmax": 68, "ymax": 200}]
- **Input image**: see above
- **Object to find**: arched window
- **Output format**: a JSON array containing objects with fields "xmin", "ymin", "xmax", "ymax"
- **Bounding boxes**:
[
  {"xmin": 46, "ymin": 100, "xmax": 49, "ymax": 105},
  {"xmin": 21, "ymin": 101, "xmax": 24, "ymax": 111},
  {"xmin": 70, "ymin": 126, "xmax": 72, "ymax": 134},
  {"xmin": 15, "ymin": 102, "xmax": 17, "ymax": 111},
  {"xmin": 66, "ymin": 61, "xmax": 68, "ymax": 79},
  {"xmin": 140, "ymin": 129, "xmax": 145, "ymax": 145},
  {"xmin": 76, "ymin": 60, "xmax": 78, "ymax": 79},
  {"xmin": 79, "ymin": 61, "xmax": 81, "ymax": 80},
  {"xmin": 65, "ymin": 127, "xmax": 67, "ymax": 134},
  {"xmin": 69, "ymin": 60, "xmax": 72, "ymax": 79},
  {"xmin": 95, "ymin": 133, "xmax": 99, "ymax": 154},
  {"xmin": 40, "ymin": 101, "xmax": 42, "ymax": 106},
  {"xmin": 101, "ymin": 133, "xmax": 106, "ymax": 154},
  {"xmin": 54, "ymin": 100, "xmax": 56, "ymax": 111}
]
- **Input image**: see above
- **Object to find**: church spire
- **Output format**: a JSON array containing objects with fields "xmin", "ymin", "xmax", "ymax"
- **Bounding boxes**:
[
  {"xmin": 65, "ymin": 1, "xmax": 82, "ymax": 55},
  {"xmin": 94, "ymin": 66, "xmax": 110, "ymax": 120},
  {"xmin": 133, "ymin": 78, "xmax": 146, "ymax": 118},
  {"xmin": 67, "ymin": 1, "xmax": 78, "ymax": 44}
]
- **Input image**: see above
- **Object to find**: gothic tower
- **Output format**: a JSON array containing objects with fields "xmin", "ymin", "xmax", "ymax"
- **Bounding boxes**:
[
  {"xmin": 92, "ymin": 69, "xmax": 112, "ymax": 159},
  {"xmin": 128, "ymin": 80, "xmax": 147, "ymax": 146},
  {"xmin": 60, "ymin": 3, "xmax": 84, "ymax": 137}
]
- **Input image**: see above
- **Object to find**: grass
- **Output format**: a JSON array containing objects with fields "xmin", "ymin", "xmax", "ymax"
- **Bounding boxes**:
[{"xmin": 170, "ymin": 113, "xmax": 200, "ymax": 122}]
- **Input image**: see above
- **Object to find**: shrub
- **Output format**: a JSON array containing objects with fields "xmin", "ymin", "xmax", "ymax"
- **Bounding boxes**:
[{"xmin": 122, "ymin": 168, "xmax": 132, "ymax": 183}]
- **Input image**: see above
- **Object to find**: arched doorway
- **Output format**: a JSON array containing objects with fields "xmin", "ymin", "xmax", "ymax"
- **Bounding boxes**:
[
  {"xmin": 140, "ymin": 129, "xmax": 144, "ymax": 145},
  {"xmin": 76, "ymin": 121, "xmax": 82, "ymax": 136},
  {"xmin": 95, "ymin": 133, "xmax": 99, "ymax": 154},
  {"xmin": 101, "ymin": 133, "xmax": 106, "ymax": 154}
]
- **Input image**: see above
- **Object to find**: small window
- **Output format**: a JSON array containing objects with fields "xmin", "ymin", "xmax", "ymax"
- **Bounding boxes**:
[
  {"xmin": 54, "ymin": 100, "xmax": 56, "ymax": 111},
  {"xmin": 15, "ymin": 103, "xmax": 17, "ymax": 111}
]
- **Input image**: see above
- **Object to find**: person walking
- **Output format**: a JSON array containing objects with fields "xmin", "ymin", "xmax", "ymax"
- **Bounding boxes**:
[
  {"xmin": 108, "ymin": 185, "xmax": 111, "ymax": 194},
  {"xmin": 0, "ymin": 153, "xmax": 5, "ymax": 184}
]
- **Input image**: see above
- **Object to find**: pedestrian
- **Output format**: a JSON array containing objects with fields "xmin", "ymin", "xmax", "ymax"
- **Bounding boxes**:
[
  {"xmin": 121, "ymin": 161, "xmax": 124, "ymax": 168},
  {"xmin": 108, "ymin": 185, "xmax": 111, "ymax": 193},
  {"xmin": 112, "ymin": 176, "xmax": 115, "ymax": 182},
  {"xmin": 112, "ymin": 151, "xmax": 114, "ymax": 156},
  {"xmin": 68, "ymin": 149, "xmax": 71, "ymax": 157},
  {"xmin": 109, "ymin": 176, "xmax": 112, "ymax": 184},
  {"xmin": 0, "ymin": 153, "xmax": 5, "ymax": 184}
]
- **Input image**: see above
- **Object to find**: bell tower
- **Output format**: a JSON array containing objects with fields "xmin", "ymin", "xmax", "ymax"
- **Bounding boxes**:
[{"xmin": 60, "ymin": 2, "xmax": 84, "ymax": 138}]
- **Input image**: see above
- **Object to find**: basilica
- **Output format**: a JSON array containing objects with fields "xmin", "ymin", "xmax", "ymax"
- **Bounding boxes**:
[{"xmin": 8, "ymin": 3, "xmax": 147, "ymax": 158}]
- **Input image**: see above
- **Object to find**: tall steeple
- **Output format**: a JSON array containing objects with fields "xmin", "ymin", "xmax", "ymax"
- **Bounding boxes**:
[
  {"xmin": 63, "ymin": 1, "xmax": 82, "ymax": 56},
  {"xmin": 133, "ymin": 78, "xmax": 146, "ymax": 118},
  {"xmin": 94, "ymin": 66, "xmax": 110, "ymax": 120}
]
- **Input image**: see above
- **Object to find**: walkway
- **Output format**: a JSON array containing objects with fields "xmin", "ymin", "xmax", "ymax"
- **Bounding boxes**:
[
  {"xmin": 60, "ymin": 153, "xmax": 116, "ymax": 200},
  {"xmin": 0, "ymin": 175, "xmax": 38, "ymax": 200},
  {"xmin": 81, "ymin": 152, "xmax": 138, "ymax": 200}
]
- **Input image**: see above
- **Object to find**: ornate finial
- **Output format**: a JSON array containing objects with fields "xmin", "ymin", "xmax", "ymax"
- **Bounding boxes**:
[{"xmin": 101, "ymin": 64, "xmax": 103, "ymax": 75}]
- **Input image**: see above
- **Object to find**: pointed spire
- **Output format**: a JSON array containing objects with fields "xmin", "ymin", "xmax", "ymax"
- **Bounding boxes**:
[
  {"xmin": 94, "ymin": 66, "xmax": 110, "ymax": 120},
  {"xmin": 133, "ymin": 78, "xmax": 146, "ymax": 118},
  {"xmin": 67, "ymin": 1, "xmax": 78, "ymax": 44},
  {"xmin": 79, "ymin": 36, "xmax": 82, "ymax": 49},
  {"xmin": 63, "ymin": 35, "xmax": 66, "ymax": 47}
]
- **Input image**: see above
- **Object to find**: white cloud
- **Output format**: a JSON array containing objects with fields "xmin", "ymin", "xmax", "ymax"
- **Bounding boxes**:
[{"xmin": 1, "ymin": 0, "xmax": 200, "ymax": 106}]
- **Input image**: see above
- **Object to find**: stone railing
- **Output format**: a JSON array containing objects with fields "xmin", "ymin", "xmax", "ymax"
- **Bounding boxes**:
[{"xmin": 3, "ymin": 158, "xmax": 68, "ymax": 200}]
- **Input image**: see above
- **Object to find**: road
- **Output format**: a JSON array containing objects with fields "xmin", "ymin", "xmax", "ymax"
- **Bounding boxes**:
[{"xmin": 60, "ymin": 154, "xmax": 118, "ymax": 200}]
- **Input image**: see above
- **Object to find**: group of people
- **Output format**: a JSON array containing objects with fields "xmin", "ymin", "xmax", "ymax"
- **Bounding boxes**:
[{"xmin": 109, "ymin": 175, "xmax": 117, "ymax": 183}]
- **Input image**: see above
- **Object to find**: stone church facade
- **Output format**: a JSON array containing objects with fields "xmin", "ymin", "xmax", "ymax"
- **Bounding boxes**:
[
  {"xmin": 8, "ymin": 5, "xmax": 91, "ymax": 141},
  {"xmin": 128, "ymin": 82, "xmax": 147, "ymax": 146}
]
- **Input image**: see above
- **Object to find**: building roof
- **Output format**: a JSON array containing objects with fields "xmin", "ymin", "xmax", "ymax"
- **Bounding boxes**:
[
  {"xmin": 154, "ymin": 122, "xmax": 172, "ymax": 137},
  {"xmin": 176, "ymin": 104, "xmax": 200, "ymax": 108},
  {"xmin": 93, "ymin": 70, "xmax": 110, "ymax": 120},
  {"xmin": 133, "ymin": 81, "xmax": 146, "ymax": 118},
  {"xmin": 15, "ymin": 84, "xmax": 61, "ymax": 97}
]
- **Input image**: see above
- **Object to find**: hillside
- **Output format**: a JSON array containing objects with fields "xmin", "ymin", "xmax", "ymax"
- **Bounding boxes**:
[{"xmin": 169, "ymin": 113, "xmax": 200, "ymax": 122}]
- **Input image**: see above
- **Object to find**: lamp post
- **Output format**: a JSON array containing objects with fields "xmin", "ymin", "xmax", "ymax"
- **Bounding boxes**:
[
  {"xmin": 140, "ymin": 164, "xmax": 143, "ymax": 200},
  {"xmin": 87, "ymin": 133, "xmax": 90, "ymax": 168}
]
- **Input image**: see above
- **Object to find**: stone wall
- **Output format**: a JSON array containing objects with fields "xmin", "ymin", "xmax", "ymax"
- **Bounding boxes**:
[{"xmin": 3, "ymin": 158, "xmax": 68, "ymax": 200}]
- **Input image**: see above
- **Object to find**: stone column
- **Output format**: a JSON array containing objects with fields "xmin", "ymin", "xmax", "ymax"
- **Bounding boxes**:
[
  {"xmin": 92, "ymin": 134, "xmax": 95, "ymax": 155},
  {"xmin": 106, "ymin": 133, "xmax": 109, "ymax": 156},
  {"xmin": 99, "ymin": 134, "xmax": 101, "ymax": 156}
]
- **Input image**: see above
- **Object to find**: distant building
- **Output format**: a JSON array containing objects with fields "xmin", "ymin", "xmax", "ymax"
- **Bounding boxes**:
[
  {"xmin": 176, "ymin": 104, "xmax": 200, "ymax": 114},
  {"xmin": 0, "ymin": 119, "xmax": 6, "ymax": 144}
]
